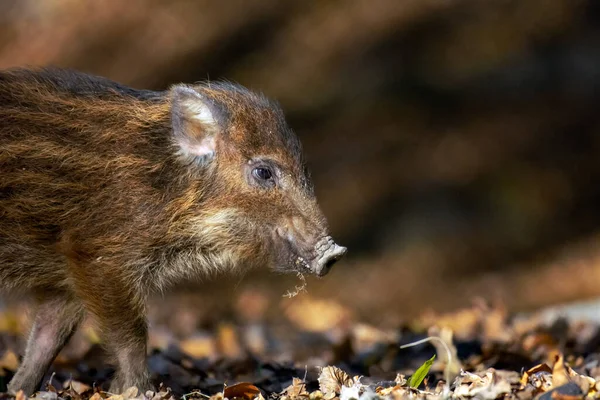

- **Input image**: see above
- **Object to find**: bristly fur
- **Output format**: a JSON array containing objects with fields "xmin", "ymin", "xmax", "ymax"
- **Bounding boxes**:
[
  {"xmin": 0, "ymin": 67, "xmax": 330, "ymax": 394},
  {"xmin": 0, "ymin": 67, "xmax": 307, "ymax": 292}
]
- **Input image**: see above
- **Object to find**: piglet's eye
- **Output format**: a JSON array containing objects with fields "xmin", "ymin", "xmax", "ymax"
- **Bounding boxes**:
[{"xmin": 252, "ymin": 167, "xmax": 273, "ymax": 181}]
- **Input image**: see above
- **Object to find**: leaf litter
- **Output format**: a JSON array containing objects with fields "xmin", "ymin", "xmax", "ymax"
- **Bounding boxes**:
[{"xmin": 2, "ymin": 298, "xmax": 600, "ymax": 400}]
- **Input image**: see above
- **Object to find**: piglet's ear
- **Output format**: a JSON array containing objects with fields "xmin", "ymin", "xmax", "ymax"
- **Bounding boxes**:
[{"xmin": 171, "ymin": 85, "xmax": 223, "ymax": 164}]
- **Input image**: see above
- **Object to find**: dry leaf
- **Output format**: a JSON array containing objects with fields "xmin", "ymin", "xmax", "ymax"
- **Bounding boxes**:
[
  {"xmin": 283, "ymin": 378, "xmax": 309, "ymax": 399},
  {"xmin": 454, "ymin": 369, "xmax": 513, "ymax": 399},
  {"xmin": 15, "ymin": 390, "xmax": 27, "ymax": 400},
  {"xmin": 36, "ymin": 392, "xmax": 58, "ymax": 400},
  {"xmin": 308, "ymin": 391, "xmax": 323, "ymax": 400},
  {"xmin": 147, "ymin": 386, "xmax": 176, "ymax": 400},
  {"xmin": 318, "ymin": 366, "xmax": 354, "ymax": 399},
  {"xmin": 520, "ymin": 363, "xmax": 553, "ymax": 394},
  {"xmin": 552, "ymin": 354, "xmax": 570, "ymax": 388},
  {"xmin": 63, "ymin": 379, "xmax": 92, "ymax": 395},
  {"xmin": 520, "ymin": 363, "xmax": 553, "ymax": 385},
  {"xmin": 121, "ymin": 386, "xmax": 139, "ymax": 400},
  {"xmin": 375, "ymin": 385, "xmax": 402, "ymax": 396},
  {"xmin": 394, "ymin": 374, "xmax": 407, "ymax": 386},
  {"xmin": 223, "ymin": 382, "xmax": 261, "ymax": 400},
  {"xmin": 552, "ymin": 355, "xmax": 597, "ymax": 395}
]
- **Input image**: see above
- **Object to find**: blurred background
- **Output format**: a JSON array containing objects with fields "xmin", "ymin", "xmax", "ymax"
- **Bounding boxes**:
[{"xmin": 2, "ymin": 0, "xmax": 600, "ymax": 329}]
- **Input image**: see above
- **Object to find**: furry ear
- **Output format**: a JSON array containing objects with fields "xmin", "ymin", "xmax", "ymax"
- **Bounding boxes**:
[{"xmin": 171, "ymin": 85, "xmax": 223, "ymax": 163}]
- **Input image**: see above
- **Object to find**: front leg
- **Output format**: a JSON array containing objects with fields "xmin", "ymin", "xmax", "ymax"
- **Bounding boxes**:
[
  {"xmin": 70, "ymin": 264, "xmax": 152, "ymax": 393},
  {"xmin": 104, "ymin": 311, "xmax": 150, "ymax": 393}
]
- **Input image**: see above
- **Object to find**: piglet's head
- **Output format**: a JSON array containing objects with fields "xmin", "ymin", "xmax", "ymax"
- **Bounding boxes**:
[{"xmin": 169, "ymin": 82, "xmax": 346, "ymax": 277}]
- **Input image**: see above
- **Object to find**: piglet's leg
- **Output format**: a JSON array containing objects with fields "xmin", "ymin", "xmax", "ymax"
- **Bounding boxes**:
[
  {"xmin": 8, "ymin": 295, "xmax": 84, "ymax": 395},
  {"xmin": 104, "ymin": 312, "xmax": 150, "ymax": 394},
  {"xmin": 71, "ymin": 269, "xmax": 151, "ymax": 393}
]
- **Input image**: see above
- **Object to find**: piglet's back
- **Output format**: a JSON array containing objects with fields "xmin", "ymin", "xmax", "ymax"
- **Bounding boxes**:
[{"xmin": 0, "ymin": 68, "xmax": 177, "ymax": 291}]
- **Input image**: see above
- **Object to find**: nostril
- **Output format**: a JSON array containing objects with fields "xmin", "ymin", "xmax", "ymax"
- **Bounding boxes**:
[
  {"xmin": 325, "ymin": 257, "xmax": 338, "ymax": 269},
  {"xmin": 321, "ymin": 245, "xmax": 347, "ymax": 271}
]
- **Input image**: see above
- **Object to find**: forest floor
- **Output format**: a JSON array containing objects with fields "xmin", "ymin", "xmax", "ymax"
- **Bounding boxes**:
[{"xmin": 0, "ymin": 296, "xmax": 599, "ymax": 400}]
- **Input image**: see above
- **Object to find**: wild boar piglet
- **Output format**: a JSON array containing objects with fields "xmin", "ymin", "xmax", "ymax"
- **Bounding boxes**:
[{"xmin": 0, "ymin": 68, "xmax": 346, "ymax": 394}]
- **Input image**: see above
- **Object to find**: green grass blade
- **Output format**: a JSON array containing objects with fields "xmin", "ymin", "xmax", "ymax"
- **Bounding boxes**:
[{"xmin": 408, "ymin": 355, "xmax": 436, "ymax": 388}]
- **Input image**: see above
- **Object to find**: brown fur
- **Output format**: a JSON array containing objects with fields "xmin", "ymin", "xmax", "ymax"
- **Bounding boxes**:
[{"xmin": 0, "ymin": 68, "xmax": 344, "ymax": 393}]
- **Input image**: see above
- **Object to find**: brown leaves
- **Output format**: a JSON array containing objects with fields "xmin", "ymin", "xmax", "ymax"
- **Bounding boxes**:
[
  {"xmin": 520, "ymin": 363, "xmax": 553, "ymax": 396},
  {"xmin": 283, "ymin": 378, "xmax": 309, "ymax": 399},
  {"xmin": 318, "ymin": 366, "xmax": 356, "ymax": 399},
  {"xmin": 106, "ymin": 386, "xmax": 139, "ymax": 400},
  {"xmin": 516, "ymin": 355, "xmax": 600, "ymax": 400},
  {"xmin": 453, "ymin": 369, "xmax": 519, "ymax": 399},
  {"xmin": 5, "ymin": 299, "xmax": 600, "ymax": 400},
  {"xmin": 223, "ymin": 383, "xmax": 261, "ymax": 400},
  {"xmin": 10, "ymin": 385, "xmax": 176, "ymax": 400}
]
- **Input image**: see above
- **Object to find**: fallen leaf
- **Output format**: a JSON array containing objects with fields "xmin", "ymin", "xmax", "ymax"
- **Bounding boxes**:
[
  {"xmin": 223, "ymin": 382, "xmax": 261, "ymax": 400},
  {"xmin": 36, "ymin": 392, "xmax": 58, "ymax": 400},
  {"xmin": 552, "ymin": 354, "xmax": 596, "ymax": 395},
  {"xmin": 122, "ymin": 386, "xmax": 139, "ymax": 399},
  {"xmin": 454, "ymin": 369, "xmax": 513, "ymax": 399},
  {"xmin": 375, "ymin": 385, "xmax": 402, "ymax": 396},
  {"xmin": 552, "ymin": 354, "xmax": 570, "ymax": 388},
  {"xmin": 283, "ymin": 377, "xmax": 309, "ymax": 399},
  {"xmin": 64, "ymin": 379, "xmax": 92, "ymax": 395},
  {"xmin": 308, "ymin": 391, "xmax": 323, "ymax": 400},
  {"xmin": 520, "ymin": 363, "xmax": 553, "ymax": 386},
  {"xmin": 318, "ymin": 366, "xmax": 354, "ymax": 399}
]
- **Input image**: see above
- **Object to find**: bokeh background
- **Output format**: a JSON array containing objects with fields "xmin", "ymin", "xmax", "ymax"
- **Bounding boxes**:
[{"xmin": 2, "ymin": 0, "xmax": 600, "ymax": 328}]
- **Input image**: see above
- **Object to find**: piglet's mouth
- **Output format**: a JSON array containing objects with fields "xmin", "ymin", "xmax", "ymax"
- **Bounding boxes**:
[{"xmin": 291, "ymin": 236, "xmax": 347, "ymax": 277}]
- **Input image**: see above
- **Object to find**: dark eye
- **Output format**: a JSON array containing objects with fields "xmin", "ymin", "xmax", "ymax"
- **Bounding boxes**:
[{"xmin": 252, "ymin": 167, "xmax": 273, "ymax": 181}]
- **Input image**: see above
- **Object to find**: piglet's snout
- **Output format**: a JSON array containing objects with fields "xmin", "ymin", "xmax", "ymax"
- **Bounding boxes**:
[{"xmin": 313, "ymin": 239, "xmax": 347, "ymax": 276}]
